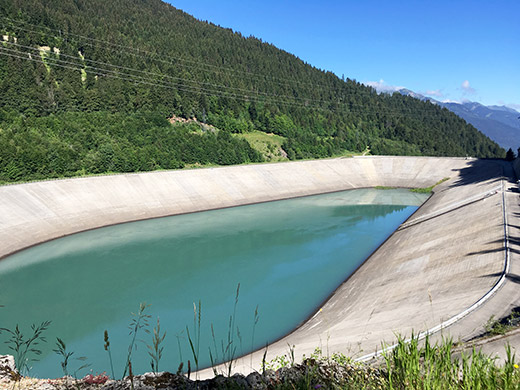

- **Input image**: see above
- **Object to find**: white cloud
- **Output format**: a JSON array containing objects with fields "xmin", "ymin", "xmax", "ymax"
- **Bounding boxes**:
[
  {"xmin": 364, "ymin": 80, "xmax": 445, "ymax": 100},
  {"xmin": 441, "ymin": 99, "xmax": 461, "ymax": 104},
  {"xmin": 363, "ymin": 79, "xmax": 404, "ymax": 93},
  {"xmin": 424, "ymin": 89, "xmax": 443, "ymax": 98},
  {"xmin": 461, "ymin": 80, "xmax": 476, "ymax": 95}
]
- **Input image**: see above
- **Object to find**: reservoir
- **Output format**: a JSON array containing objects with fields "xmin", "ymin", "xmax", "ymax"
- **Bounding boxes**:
[{"xmin": 0, "ymin": 188, "xmax": 428, "ymax": 378}]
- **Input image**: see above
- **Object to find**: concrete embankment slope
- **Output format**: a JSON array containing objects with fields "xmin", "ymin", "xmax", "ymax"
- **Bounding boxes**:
[
  {"xmin": 0, "ymin": 156, "xmax": 466, "ymax": 260},
  {"xmin": 1, "ymin": 156, "xmax": 516, "ymax": 377},
  {"xmin": 200, "ymin": 157, "xmax": 517, "ymax": 377}
]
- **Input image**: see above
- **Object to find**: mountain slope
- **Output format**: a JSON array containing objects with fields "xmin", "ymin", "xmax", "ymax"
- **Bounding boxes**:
[
  {"xmin": 397, "ymin": 89, "xmax": 519, "ymax": 151},
  {"xmin": 0, "ymin": 0, "xmax": 505, "ymax": 182},
  {"xmin": 440, "ymin": 102, "xmax": 520, "ymax": 151}
]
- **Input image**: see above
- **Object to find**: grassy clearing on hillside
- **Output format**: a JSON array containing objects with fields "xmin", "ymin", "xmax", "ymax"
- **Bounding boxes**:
[{"xmin": 234, "ymin": 131, "xmax": 289, "ymax": 162}]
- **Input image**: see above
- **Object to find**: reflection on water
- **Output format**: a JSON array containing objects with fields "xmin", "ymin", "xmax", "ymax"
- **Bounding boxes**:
[{"xmin": 0, "ymin": 188, "xmax": 427, "ymax": 378}]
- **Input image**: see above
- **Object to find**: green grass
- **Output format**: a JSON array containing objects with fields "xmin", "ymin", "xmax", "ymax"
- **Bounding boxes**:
[
  {"xmin": 330, "ymin": 149, "xmax": 364, "ymax": 158},
  {"xmin": 0, "ymin": 320, "xmax": 51, "ymax": 379},
  {"xmin": 410, "ymin": 177, "xmax": 450, "ymax": 193},
  {"xmin": 381, "ymin": 335, "xmax": 519, "ymax": 390},
  {"xmin": 484, "ymin": 310, "xmax": 520, "ymax": 337},
  {"xmin": 38, "ymin": 49, "xmax": 52, "ymax": 74},
  {"xmin": 235, "ymin": 129, "xmax": 363, "ymax": 162},
  {"xmin": 266, "ymin": 335, "xmax": 520, "ymax": 390},
  {"xmin": 234, "ymin": 130, "xmax": 288, "ymax": 162}
]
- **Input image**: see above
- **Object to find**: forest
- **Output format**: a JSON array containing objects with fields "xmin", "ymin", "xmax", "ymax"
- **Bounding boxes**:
[{"xmin": 0, "ymin": 0, "xmax": 505, "ymax": 182}]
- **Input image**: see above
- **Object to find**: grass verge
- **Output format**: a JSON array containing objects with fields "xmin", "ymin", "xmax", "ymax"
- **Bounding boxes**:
[
  {"xmin": 2, "ymin": 329, "xmax": 520, "ymax": 389},
  {"xmin": 410, "ymin": 177, "xmax": 450, "ymax": 193}
]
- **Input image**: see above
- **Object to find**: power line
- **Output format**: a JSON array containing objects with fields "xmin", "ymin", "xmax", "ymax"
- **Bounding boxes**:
[
  {"xmin": 0, "ymin": 46, "xmax": 453, "ymax": 120},
  {"xmin": 1, "ymin": 17, "xmax": 448, "ymax": 119},
  {"xmin": 1, "ymin": 46, "xmax": 456, "ymax": 123},
  {"xmin": 0, "ymin": 16, "xmax": 340, "ymax": 93},
  {"xmin": 0, "ymin": 33, "xmax": 458, "ymax": 121},
  {"xmin": 1, "ymin": 40, "xmax": 332, "ymax": 106},
  {"xmin": 0, "ymin": 47, "xmax": 322, "ymax": 110}
]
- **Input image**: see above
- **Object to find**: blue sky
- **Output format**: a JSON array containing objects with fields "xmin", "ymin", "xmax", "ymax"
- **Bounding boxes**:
[{"xmin": 167, "ymin": 0, "xmax": 519, "ymax": 110}]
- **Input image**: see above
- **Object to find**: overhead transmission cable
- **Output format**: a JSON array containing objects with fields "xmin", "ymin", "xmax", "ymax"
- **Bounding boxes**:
[
  {"xmin": 0, "ymin": 46, "xmax": 446, "ymax": 119},
  {"xmin": 5, "ymin": 39, "xmax": 410, "ymax": 110},
  {"xmin": 0, "ymin": 47, "xmax": 322, "ymax": 110},
  {"xmin": 1, "ymin": 17, "xmax": 445, "ymax": 118},
  {"xmin": 1, "ymin": 40, "xmax": 334, "ymax": 106},
  {"xmin": 0, "ymin": 16, "xmax": 351, "ymax": 93}
]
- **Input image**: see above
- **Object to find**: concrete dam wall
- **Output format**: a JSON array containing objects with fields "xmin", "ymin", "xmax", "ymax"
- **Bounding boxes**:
[
  {"xmin": 0, "ymin": 156, "xmax": 467, "ymax": 260},
  {"xmin": 1, "ymin": 156, "xmax": 516, "ymax": 376}
]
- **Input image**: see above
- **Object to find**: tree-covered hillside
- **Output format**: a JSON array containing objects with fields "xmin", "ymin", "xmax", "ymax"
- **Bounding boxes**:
[{"xmin": 0, "ymin": 0, "xmax": 504, "ymax": 182}]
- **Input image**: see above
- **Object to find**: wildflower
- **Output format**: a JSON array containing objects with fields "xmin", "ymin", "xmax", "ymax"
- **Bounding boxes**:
[
  {"xmin": 83, "ymin": 373, "xmax": 109, "ymax": 385},
  {"xmin": 515, "ymin": 364, "xmax": 519, "ymax": 369}
]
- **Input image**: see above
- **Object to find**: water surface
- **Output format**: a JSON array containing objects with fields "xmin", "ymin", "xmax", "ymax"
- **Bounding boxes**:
[{"xmin": 0, "ymin": 188, "xmax": 427, "ymax": 378}]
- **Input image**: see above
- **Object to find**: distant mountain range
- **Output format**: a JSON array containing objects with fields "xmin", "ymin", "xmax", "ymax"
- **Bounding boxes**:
[
  {"xmin": 397, "ymin": 89, "xmax": 520, "ymax": 151},
  {"xmin": 439, "ymin": 102, "xmax": 519, "ymax": 152}
]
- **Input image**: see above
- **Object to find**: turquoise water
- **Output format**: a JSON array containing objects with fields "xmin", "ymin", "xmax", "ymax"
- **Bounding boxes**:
[{"xmin": 0, "ymin": 188, "xmax": 427, "ymax": 378}]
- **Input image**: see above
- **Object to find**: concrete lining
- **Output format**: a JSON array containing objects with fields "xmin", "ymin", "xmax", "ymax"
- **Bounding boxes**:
[
  {"xmin": 0, "ymin": 156, "xmax": 516, "ymax": 377},
  {"xmin": 0, "ymin": 156, "xmax": 467, "ymax": 260}
]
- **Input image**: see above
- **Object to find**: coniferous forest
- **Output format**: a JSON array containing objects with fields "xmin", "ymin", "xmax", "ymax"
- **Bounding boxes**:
[{"xmin": 0, "ymin": 0, "xmax": 505, "ymax": 183}]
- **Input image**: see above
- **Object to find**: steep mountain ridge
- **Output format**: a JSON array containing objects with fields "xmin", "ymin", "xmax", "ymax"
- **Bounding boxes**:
[
  {"xmin": 396, "ymin": 89, "xmax": 519, "ymax": 151},
  {"xmin": 441, "ymin": 102, "xmax": 520, "ymax": 151},
  {"xmin": 0, "ymin": 0, "xmax": 504, "ymax": 182}
]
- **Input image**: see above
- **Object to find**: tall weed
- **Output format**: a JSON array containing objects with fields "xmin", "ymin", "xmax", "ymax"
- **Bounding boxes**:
[
  {"xmin": 0, "ymin": 320, "xmax": 51, "ymax": 377},
  {"xmin": 122, "ymin": 302, "xmax": 151, "ymax": 378}
]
